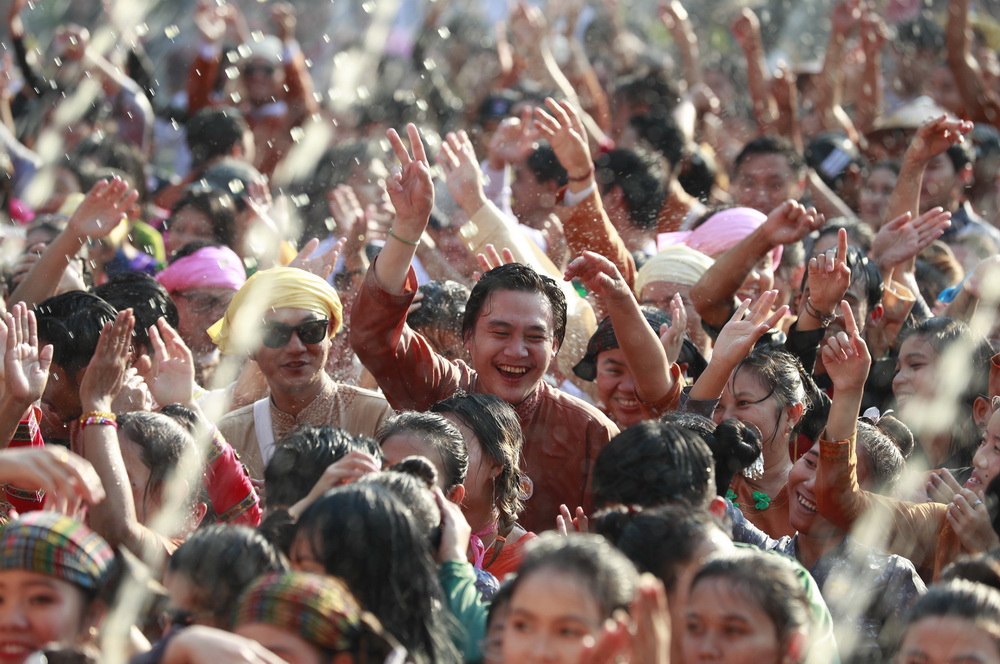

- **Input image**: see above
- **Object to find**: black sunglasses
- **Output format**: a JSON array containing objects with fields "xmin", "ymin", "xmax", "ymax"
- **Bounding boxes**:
[
  {"xmin": 244, "ymin": 63, "xmax": 276, "ymax": 77},
  {"xmin": 262, "ymin": 318, "xmax": 330, "ymax": 349}
]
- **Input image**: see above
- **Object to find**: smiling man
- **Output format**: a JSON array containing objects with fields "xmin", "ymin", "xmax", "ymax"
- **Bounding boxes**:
[
  {"xmin": 212, "ymin": 267, "xmax": 393, "ymax": 479},
  {"xmin": 351, "ymin": 124, "xmax": 618, "ymax": 532}
]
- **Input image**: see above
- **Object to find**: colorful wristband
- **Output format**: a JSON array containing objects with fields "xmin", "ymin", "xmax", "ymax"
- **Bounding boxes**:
[{"xmin": 79, "ymin": 412, "xmax": 118, "ymax": 430}]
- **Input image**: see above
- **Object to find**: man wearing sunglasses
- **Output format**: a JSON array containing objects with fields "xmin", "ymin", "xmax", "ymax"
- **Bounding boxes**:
[{"xmin": 213, "ymin": 267, "xmax": 393, "ymax": 479}]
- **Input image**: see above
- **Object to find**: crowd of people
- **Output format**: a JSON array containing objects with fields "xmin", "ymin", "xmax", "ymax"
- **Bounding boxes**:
[{"xmin": 1, "ymin": 0, "xmax": 1000, "ymax": 662}]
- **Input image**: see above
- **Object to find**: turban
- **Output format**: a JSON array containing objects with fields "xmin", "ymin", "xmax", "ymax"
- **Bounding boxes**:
[
  {"xmin": 657, "ymin": 207, "xmax": 783, "ymax": 267},
  {"xmin": 634, "ymin": 246, "xmax": 715, "ymax": 297},
  {"xmin": 208, "ymin": 267, "xmax": 343, "ymax": 354},
  {"xmin": 157, "ymin": 245, "xmax": 247, "ymax": 293},
  {"xmin": 0, "ymin": 512, "xmax": 116, "ymax": 594}
]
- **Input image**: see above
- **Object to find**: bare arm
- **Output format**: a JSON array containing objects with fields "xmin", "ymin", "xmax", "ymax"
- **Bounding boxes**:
[
  {"xmin": 947, "ymin": 0, "xmax": 1000, "ymax": 126},
  {"xmin": 731, "ymin": 9, "xmax": 778, "ymax": 136},
  {"xmin": 855, "ymin": 11, "xmax": 888, "ymax": 139},
  {"xmin": 812, "ymin": 0, "xmax": 862, "ymax": 140}
]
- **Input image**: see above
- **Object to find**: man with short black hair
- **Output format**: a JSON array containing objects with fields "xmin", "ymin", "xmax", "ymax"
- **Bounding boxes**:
[{"xmin": 732, "ymin": 136, "xmax": 808, "ymax": 214}]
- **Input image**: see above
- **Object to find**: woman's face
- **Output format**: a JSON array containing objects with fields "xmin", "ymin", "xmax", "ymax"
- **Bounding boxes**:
[
  {"xmin": 786, "ymin": 443, "xmax": 840, "ymax": 539},
  {"xmin": 440, "ymin": 413, "xmax": 500, "ymax": 519},
  {"xmin": 892, "ymin": 335, "xmax": 939, "ymax": 413},
  {"xmin": 235, "ymin": 622, "xmax": 328, "ymax": 664},
  {"xmin": 596, "ymin": 348, "xmax": 645, "ymax": 428},
  {"xmin": 895, "ymin": 616, "xmax": 1000, "ymax": 664},
  {"xmin": 119, "ymin": 433, "xmax": 157, "ymax": 524},
  {"xmin": 501, "ymin": 569, "xmax": 603, "ymax": 664},
  {"xmin": 715, "ymin": 369, "xmax": 798, "ymax": 466},
  {"xmin": 289, "ymin": 533, "xmax": 327, "ymax": 576},
  {"xmin": 859, "ymin": 166, "xmax": 897, "ymax": 228},
  {"xmin": 682, "ymin": 578, "xmax": 789, "ymax": 664},
  {"xmin": 380, "ymin": 432, "xmax": 449, "ymax": 493},
  {"xmin": 0, "ymin": 569, "xmax": 91, "ymax": 663},
  {"xmin": 165, "ymin": 205, "xmax": 216, "ymax": 257}
]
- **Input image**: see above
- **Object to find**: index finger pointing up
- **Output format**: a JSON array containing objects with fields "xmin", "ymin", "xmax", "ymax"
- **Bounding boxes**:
[
  {"xmin": 836, "ymin": 227, "xmax": 848, "ymax": 265},
  {"xmin": 841, "ymin": 300, "xmax": 858, "ymax": 337}
]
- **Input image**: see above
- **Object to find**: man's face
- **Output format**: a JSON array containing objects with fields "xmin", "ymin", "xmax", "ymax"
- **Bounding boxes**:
[
  {"xmin": 596, "ymin": 348, "xmax": 644, "ymax": 428},
  {"xmin": 920, "ymin": 154, "xmax": 962, "ymax": 213},
  {"xmin": 732, "ymin": 153, "xmax": 804, "ymax": 214},
  {"xmin": 42, "ymin": 364, "xmax": 82, "ymax": 423},
  {"xmin": 252, "ymin": 308, "xmax": 331, "ymax": 398},
  {"xmin": 465, "ymin": 289, "xmax": 558, "ymax": 406},
  {"xmin": 243, "ymin": 58, "xmax": 283, "ymax": 105},
  {"xmin": 172, "ymin": 287, "xmax": 237, "ymax": 354}
]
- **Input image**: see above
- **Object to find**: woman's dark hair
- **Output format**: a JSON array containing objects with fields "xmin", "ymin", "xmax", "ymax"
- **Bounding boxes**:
[
  {"xmin": 168, "ymin": 525, "xmax": 287, "ymax": 627},
  {"xmin": 661, "ymin": 412, "xmax": 762, "ymax": 496},
  {"xmin": 116, "ymin": 411, "xmax": 198, "ymax": 515},
  {"xmin": 294, "ymin": 484, "xmax": 461, "ymax": 664},
  {"xmin": 376, "ymin": 411, "xmax": 468, "ymax": 493},
  {"xmin": 463, "ymin": 263, "xmax": 567, "ymax": 347},
  {"xmin": 592, "ymin": 420, "xmax": 716, "ymax": 510},
  {"xmin": 612, "ymin": 505, "xmax": 730, "ymax": 592},
  {"xmin": 431, "ymin": 393, "xmax": 525, "ymax": 536},
  {"xmin": 170, "ymin": 183, "xmax": 239, "ymax": 249},
  {"xmin": 93, "ymin": 272, "xmax": 179, "ymax": 353},
  {"xmin": 264, "ymin": 425, "xmax": 382, "ymax": 511},
  {"xmin": 509, "ymin": 534, "xmax": 638, "ymax": 619},
  {"xmin": 901, "ymin": 580, "xmax": 1000, "ymax": 651},
  {"xmin": 360, "ymin": 459, "xmax": 443, "ymax": 551},
  {"xmin": 855, "ymin": 419, "xmax": 907, "ymax": 492},
  {"xmin": 691, "ymin": 550, "xmax": 811, "ymax": 648},
  {"xmin": 898, "ymin": 317, "xmax": 993, "ymax": 467}
]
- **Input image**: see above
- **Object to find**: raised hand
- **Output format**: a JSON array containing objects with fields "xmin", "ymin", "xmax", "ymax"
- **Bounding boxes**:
[
  {"xmin": 3, "ymin": 302, "xmax": 53, "ymax": 408},
  {"xmin": 806, "ymin": 228, "xmax": 852, "ymax": 317},
  {"xmin": 271, "ymin": 2, "xmax": 296, "ymax": 42},
  {"xmin": 730, "ymin": 8, "xmax": 761, "ymax": 51},
  {"xmin": 556, "ymin": 503, "xmax": 589, "ymax": 535},
  {"xmin": 660, "ymin": 293, "xmax": 687, "ymax": 366},
  {"xmin": 510, "ymin": 2, "xmax": 549, "ymax": 52},
  {"xmin": 194, "ymin": 0, "xmax": 226, "ymax": 43},
  {"xmin": 488, "ymin": 107, "xmax": 540, "ymax": 168},
  {"xmin": 712, "ymin": 291, "xmax": 787, "ymax": 368},
  {"xmin": 66, "ymin": 177, "xmax": 139, "ymax": 242},
  {"xmin": 563, "ymin": 251, "xmax": 632, "ymax": 304},
  {"xmin": 0, "ymin": 446, "xmax": 105, "ymax": 516},
  {"xmin": 871, "ymin": 208, "xmax": 952, "ymax": 268},
  {"xmin": 819, "ymin": 300, "xmax": 871, "ymax": 394},
  {"xmin": 78, "ymin": 309, "xmax": 134, "ymax": 413},
  {"xmin": 136, "ymin": 318, "xmax": 196, "ymax": 408},
  {"xmin": 760, "ymin": 200, "xmax": 825, "ymax": 247},
  {"xmin": 859, "ymin": 10, "xmax": 889, "ymax": 55},
  {"xmin": 534, "ymin": 98, "xmax": 593, "ymax": 183},
  {"xmin": 926, "ymin": 467, "xmax": 964, "ymax": 504},
  {"xmin": 289, "ymin": 237, "xmax": 344, "ymax": 280},
  {"xmin": 288, "ymin": 450, "xmax": 381, "ymax": 519},
  {"xmin": 830, "ymin": 0, "xmax": 862, "ymax": 36},
  {"xmin": 905, "ymin": 115, "xmax": 975, "ymax": 165},
  {"xmin": 578, "ymin": 575, "xmax": 671, "ymax": 664},
  {"xmin": 476, "ymin": 244, "xmax": 517, "ymax": 276},
  {"xmin": 385, "ymin": 123, "xmax": 434, "ymax": 240},
  {"xmin": 439, "ymin": 130, "xmax": 488, "ymax": 216}
]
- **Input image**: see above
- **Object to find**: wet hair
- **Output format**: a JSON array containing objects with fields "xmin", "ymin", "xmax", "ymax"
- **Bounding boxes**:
[
  {"xmin": 592, "ymin": 420, "xmax": 716, "ymax": 510},
  {"xmin": 169, "ymin": 183, "xmax": 239, "ymax": 249},
  {"xmin": 407, "ymin": 280, "xmax": 470, "ymax": 347},
  {"xmin": 167, "ymin": 525, "xmax": 287, "ymax": 627},
  {"xmin": 294, "ymin": 483, "xmax": 461, "ymax": 664},
  {"xmin": 463, "ymin": 262, "xmax": 567, "ymax": 347},
  {"xmin": 510, "ymin": 533, "xmax": 638, "ymax": 619},
  {"xmin": 731, "ymin": 346, "xmax": 818, "ymax": 442},
  {"xmin": 116, "ymin": 411, "xmax": 198, "ymax": 515},
  {"xmin": 901, "ymin": 580, "xmax": 1000, "ymax": 651},
  {"xmin": 661, "ymin": 413, "xmax": 762, "ymax": 496},
  {"xmin": 376, "ymin": 412, "xmax": 468, "ymax": 493},
  {"xmin": 264, "ymin": 425, "xmax": 382, "ymax": 511},
  {"xmin": 808, "ymin": 218, "xmax": 876, "ymax": 257},
  {"xmin": 855, "ymin": 417, "xmax": 910, "ymax": 491},
  {"xmin": 628, "ymin": 113, "xmax": 686, "ymax": 172},
  {"xmin": 898, "ymin": 317, "xmax": 993, "ymax": 467},
  {"xmin": 940, "ymin": 554, "xmax": 1000, "ymax": 592},
  {"xmin": 186, "ymin": 106, "xmax": 249, "ymax": 166},
  {"xmin": 734, "ymin": 136, "xmax": 806, "ymax": 178},
  {"xmin": 360, "ymin": 461, "xmax": 442, "ymax": 551},
  {"xmin": 431, "ymin": 393, "xmax": 525, "ymax": 536},
  {"xmin": 691, "ymin": 550, "xmax": 811, "ymax": 648},
  {"xmin": 613, "ymin": 505, "xmax": 730, "ymax": 592},
  {"xmin": 946, "ymin": 139, "xmax": 976, "ymax": 173},
  {"xmin": 525, "ymin": 144, "xmax": 568, "ymax": 187},
  {"xmin": 614, "ymin": 67, "xmax": 681, "ymax": 121},
  {"xmin": 93, "ymin": 272, "xmax": 179, "ymax": 353},
  {"xmin": 72, "ymin": 137, "xmax": 147, "ymax": 201},
  {"xmin": 594, "ymin": 147, "xmax": 667, "ymax": 230},
  {"xmin": 36, "ymin": 291, "xmax": 117, "ymax": 376}
]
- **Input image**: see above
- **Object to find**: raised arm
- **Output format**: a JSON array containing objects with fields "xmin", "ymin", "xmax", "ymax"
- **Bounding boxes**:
[
  {"xmin": 731, "ymin": 8, "xmax": 778, "ymax": 136},
  {"xmin": 855, "ymin": 11, "xmax": 888, "ymax": 138},
  {"xmin": 8, "ymin": 178, "xmax": 138, "ymax": 307},
  {"xmin": 564, "ymin": 251, "xmax": 680, "ymax": 411},
  {"xmin": 0, "ymin": 304, "xmax": 51, "ymax": 449},
  {"xmin": 946, "ymin": 0, "xmax": 1000, "ymax": 127},
  {"xmin": 77, "ymin": 309, "xmax": 167, "ymax": 562},
  {"xmin": 690, "ymin": 201, "xmax": 823, "ymax": 329},
  {"xmin": 812, "ymin": 0, "xmax": 862, "ymax": 141}
]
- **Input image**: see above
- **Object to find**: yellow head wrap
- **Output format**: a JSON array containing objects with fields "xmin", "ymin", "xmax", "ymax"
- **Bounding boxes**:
[
  {"xmin": 208, "ymin": 267, "xmax": 343, "ymax": 354},
  {"xmin": 634, "ymin": 246, "xmax": 715, "ymax": 297}
]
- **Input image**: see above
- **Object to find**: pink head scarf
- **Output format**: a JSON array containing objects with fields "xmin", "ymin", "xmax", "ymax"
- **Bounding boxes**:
[
  {"xmin": 157, "ymin": 245, "xmax": 246, "ymax": 293},
  {"xmin": 657, "ymin": 207, "xmax": 783, "ymax": 267}
]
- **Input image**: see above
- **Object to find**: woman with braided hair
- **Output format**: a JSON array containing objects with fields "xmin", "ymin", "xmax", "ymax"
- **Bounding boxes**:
[{"xmin": 431, "ymin": 393, "xmax": 535, "ymax": 581}]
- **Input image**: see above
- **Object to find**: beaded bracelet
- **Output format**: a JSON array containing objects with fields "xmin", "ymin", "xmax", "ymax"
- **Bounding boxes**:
[{"xmin": 79, "ymin": 411, "xmax": 118, "ymax": 430}]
